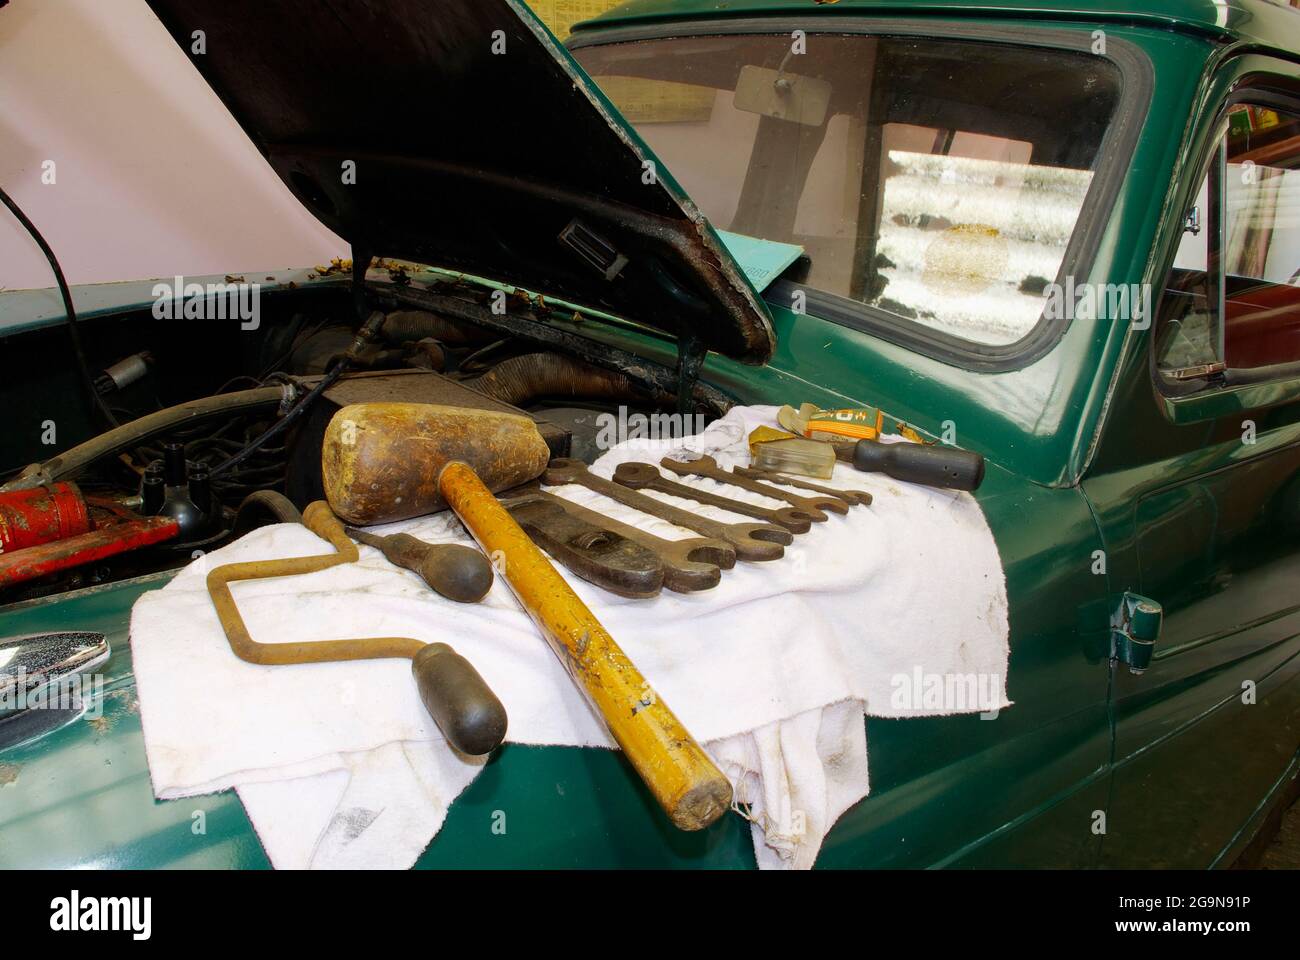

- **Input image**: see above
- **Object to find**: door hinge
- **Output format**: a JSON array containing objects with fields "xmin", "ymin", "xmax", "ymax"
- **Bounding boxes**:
[{"xmin": 1111, "ymin": 592, "xmax": 1162, "ymax": 674}]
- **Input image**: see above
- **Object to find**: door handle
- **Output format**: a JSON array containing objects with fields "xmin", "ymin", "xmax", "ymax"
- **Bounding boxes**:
[{"xmin": 1111, "ymin": 592, "xmax": 1163, "ymax": 674}]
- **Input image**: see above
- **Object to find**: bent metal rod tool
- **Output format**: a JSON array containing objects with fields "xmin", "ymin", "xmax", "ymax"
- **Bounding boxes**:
[
  {"xmin": 732, "ymin": 465, "xmax": 874, "ymax": 506},
  {"xmin": 206, "ymin": 500, "xmax": 508, "ymax": 757},
  {"xmin": 438, "ymin": 460, "xmax": 733, "ymax": 830},
  {"xmin": 513, "ymin": 487, "xmax": 735, "ymax": 593},
  {"xmin": 661, "ymin": 454, "xmax": 850, "ymax": 518},
  {"xmin": 498, "ymin": 493, "xmax": 665, "ymax": 599},
  {"xmin": 545, "ymin": 458, "xmax": 789, "ymax": 562},
  {"xmin": 613, "ymin": 462, "xmax": 815, "ymax": 533}
]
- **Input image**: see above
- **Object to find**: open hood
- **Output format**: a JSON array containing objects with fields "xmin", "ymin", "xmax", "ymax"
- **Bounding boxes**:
[{"xmin": 143, "ymin": 0, "xmax": 775, "ymax": 363}]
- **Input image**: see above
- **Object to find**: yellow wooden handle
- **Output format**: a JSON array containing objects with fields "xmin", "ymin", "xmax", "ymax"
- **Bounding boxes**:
[{"xmin": 438, "ymin": 460, "xmax": 732, "ymax": 830}]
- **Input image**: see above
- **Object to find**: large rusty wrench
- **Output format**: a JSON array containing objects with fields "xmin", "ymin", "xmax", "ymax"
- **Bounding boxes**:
[
  {"xmin": 524, "ymin": 488, "xmax": 735, "ymax": 593},
  {"xmin": 439, "ymin": 460, "xmax": 733, "ymax": 831},
  {"xmin": 545, "ymin": 458, "xmax": 790, "ymax": 562}
]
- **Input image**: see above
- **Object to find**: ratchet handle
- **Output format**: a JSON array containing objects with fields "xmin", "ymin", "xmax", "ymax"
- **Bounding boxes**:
[
  {"xmin": 853, "ymin": 439, "xmax": 985, "ymax": 491},
  {"xmin": 411, "ymin": 642, "xmax": 508, "ymax": 756}
]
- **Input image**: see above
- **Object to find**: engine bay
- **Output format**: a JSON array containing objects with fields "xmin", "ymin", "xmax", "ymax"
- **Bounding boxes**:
[{"xmin": 0, "ymin": 277, "xmax": 713, "ymax": 605}]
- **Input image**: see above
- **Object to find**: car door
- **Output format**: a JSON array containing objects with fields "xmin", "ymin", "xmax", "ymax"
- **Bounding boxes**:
[{"xmin": 1082, "ymin": 60, "xmax": 1300, "ymax": 867}]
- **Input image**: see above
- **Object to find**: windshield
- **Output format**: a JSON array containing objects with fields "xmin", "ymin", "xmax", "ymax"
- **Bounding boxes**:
[{"xmin": 573, "ymin": 33, "xmax": 1123, "ymax": 348}]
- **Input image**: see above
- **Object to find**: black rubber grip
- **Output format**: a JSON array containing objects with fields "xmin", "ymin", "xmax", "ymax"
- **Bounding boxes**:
[
  {"xmin": 418, "ymin": 542, "xmax": 495, "ymax": 604},
  {"xmin": 411, "ymin": 643, "xmax": 507, "ymax": 756},
  {"xmin": 852, "ymin": 439, "xmax": 985, "ymax": 491}
]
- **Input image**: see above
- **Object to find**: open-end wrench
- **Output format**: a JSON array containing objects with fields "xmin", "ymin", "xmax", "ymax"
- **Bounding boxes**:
[
  {"xmin": 661, "ymin": 455, "xmax": 850, "ymax": 518},
  {"xmin": 501, "ymin": 495, "xmax": 665, "ymax": 599},
  {"xmin": 613, "ymin": 462, "xmax": 815, "ymax": 533},
  {"xmin": 544, "ymin": 458, "xmax": 790, "ymax": 562},
  {"xmin": 732, "ymin": 465, "xmax": 874, "ymax": 506},
  {"xmin": 516, "ymin": 488, "xmax": 735, "ymax": 592}
]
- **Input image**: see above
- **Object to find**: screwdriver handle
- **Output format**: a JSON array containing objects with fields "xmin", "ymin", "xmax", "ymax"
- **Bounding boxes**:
[
  {"xmin": 411, "ymin": 642, "xmax": 508, "ymax": 756},
  {"xmin": 345, "ymin": 527, "xmax": 494, "ymax": 603},
  {"xmin": 852, "ymin": 438, "xmax": 985, "ymax": 491}
]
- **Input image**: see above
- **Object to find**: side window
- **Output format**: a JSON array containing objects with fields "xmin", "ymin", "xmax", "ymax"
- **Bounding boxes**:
[{"xmin": 1157, "ymin": 102, "xmax": 1300, "ymax": 380}]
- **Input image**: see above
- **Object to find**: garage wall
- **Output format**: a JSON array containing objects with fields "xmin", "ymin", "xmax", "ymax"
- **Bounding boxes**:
[
  {"xmin": 0, "ymin": 0, "xmax": 617, "ymax": 294},
  {"xmin": 0, "ymin": 0, "xmax": 345, "ymax": 292}
]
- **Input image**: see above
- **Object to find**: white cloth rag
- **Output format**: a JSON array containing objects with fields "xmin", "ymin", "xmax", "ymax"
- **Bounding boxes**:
[{"xmin": 130, "ymin": 405, "xmax": 1009, "ymax": 869}]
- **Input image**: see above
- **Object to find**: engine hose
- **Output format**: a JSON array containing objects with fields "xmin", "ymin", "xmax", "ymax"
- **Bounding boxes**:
[
  {"xmin": 381, "ymin": 309, "xmax": 496, "ymax": 346},
  {"xmin": 467, "ymin": 352, "xmax": 669, "ymax": 408},
  {"xmin": 1, "ymin": 386, "xmax": 291, "ymax": 492},
  {"xmin": 231, "ymin": 490, "xmax": 303, "ymax": 538}
]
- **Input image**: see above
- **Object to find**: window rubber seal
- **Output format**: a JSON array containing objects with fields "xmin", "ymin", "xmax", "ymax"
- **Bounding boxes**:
[{"xmin": 568, "ymin": 17, "xmax": 1155, "ymax": 374}]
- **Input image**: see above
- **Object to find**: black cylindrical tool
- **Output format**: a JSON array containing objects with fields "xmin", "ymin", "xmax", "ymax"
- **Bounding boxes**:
[
  {"xmin": 411, "ymin": 642, "xmax": 508, "ymax": 756},
  {"xmin": 852, "ymin": 438, "xmax": 985, "ymax": 491}
]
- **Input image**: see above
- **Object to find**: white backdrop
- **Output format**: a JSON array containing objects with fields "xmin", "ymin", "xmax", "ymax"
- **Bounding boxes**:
[{"xmin": 0, "ymin": 0, "xmax": 343, "ymax": 292}]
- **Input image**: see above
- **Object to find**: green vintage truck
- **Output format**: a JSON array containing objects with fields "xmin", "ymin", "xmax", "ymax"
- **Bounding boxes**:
[{"xmin": 1, "ymin": 0, "xmax": 1299, "ymax": 868}]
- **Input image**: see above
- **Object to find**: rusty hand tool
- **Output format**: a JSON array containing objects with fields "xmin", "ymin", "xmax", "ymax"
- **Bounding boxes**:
[
  {"xmin": 438, "ymin": 461, "xmax": 732, "ymax": 830},
  {"xmin": 612, "ymin": 462, "xmax": 815, "ymax": 533},
  {"xmin": 206, "ymin": 501, "xmax": 507, "ymax": 756},
  {"xmin": 661, "ymin": 454, "xmax": 850, "ymax": 518},
  {"xmin": 498, "ymin": 494, "xmax": 665, "ymax": 599},
  {"xmin": 344, "ymin": 526, "xmax": 494, "ymax": 603},
  {"xmin": 732, "ymin": 465, "xmax": 874, "ymax": 506},
  {"xmin": 522, "ymin": 488, "xmax": 735, "ymax": 593},
  {"xmin": 0, "ymin": 517, "xmax": 180, "ymax": 589},
  {"xmin": 545, "ymin": 458, "xmax": 789, "ymax": 562}
]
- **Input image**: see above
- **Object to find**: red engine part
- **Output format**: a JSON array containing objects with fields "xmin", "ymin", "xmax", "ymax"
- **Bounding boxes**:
[
  {"xmin": 0, "ymin": 482, "xmax": 91, "ymax": 555},
  {"xmin": 0, "ymin": 516, "xmax": 180, "ymax": 588}
]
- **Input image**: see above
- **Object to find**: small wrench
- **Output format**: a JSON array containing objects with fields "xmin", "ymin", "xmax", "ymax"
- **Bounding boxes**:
[
  {"xmin": 613, "ymin": 462, "xmax": 815, "ymax": 533},
  {"xmin": 544, "ymin": 458, "xmax": 789, "ymax": 562},
  {"xmin": 731, "ymin": 466, "xmax": 873, "ymax": 506},
  {"xmin": 661, "ymin": 455, "xmax": 850, "ymax": 518}
]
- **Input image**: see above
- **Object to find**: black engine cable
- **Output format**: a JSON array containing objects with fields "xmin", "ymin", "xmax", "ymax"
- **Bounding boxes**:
[
  {"xmin": 0, "ymin": 183, "xmax": 120, "ymax": 428},
  {"xmin": 210, "ymin": 310, "xmax": 386, "ymax": 478}
]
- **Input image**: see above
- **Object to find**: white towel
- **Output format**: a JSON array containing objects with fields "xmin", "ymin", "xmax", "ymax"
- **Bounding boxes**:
[{"xmin": 130, "ymin": 405, "xmax": 1009, "ymax": 868}]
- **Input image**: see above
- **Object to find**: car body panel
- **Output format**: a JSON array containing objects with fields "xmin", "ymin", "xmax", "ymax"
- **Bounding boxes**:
[
  {"xmin": 570, "ymin": 17, "xmax": 1211, "ymax": 488},
  {"xmin": 575, "ymin": 0, "xmax": 1300, "ymax": 51},
  {"xmin": 1079, "ymin": 47, "xmax": 1300, "ymax": 865},
  {"xmin": 0, "ymin": 457, "xmax": 1110, "ymax": 869},
  {"xmin": 3, "ymin": 0, "xmax": 1300, "ymax": 868}
]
